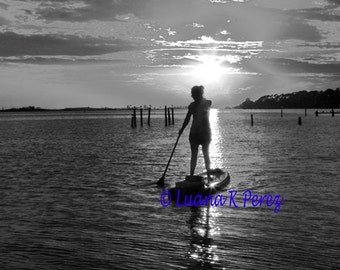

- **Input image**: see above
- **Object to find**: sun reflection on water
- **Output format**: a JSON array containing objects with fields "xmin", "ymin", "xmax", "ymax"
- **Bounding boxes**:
[
  {"xmin": 187, "ymin": 205, "xmax": 222, "ymax": 268},
  {"xmin": 209, "ymin": 108, "xmax": 223, "ymax": 169}
]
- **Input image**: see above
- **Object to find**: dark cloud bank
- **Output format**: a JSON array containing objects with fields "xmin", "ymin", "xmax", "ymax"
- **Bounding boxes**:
[{"xmin": 0, "ymin": 32, "xmax": 133, "ymax": 57}]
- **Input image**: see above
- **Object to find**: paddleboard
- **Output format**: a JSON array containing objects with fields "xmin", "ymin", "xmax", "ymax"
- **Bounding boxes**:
[{"xmin": 169, "ymin": 168, "xmax": 231, "ymax": 201}]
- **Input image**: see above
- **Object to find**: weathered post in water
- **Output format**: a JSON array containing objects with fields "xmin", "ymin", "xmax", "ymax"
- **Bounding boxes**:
[
  {"xmin": 168, "ymin": 107, "xmax": 171, "ymax": 125},
  {"xmin": 315, "ymin": 110, "xmax": 319, "ymax": 117},
  {"xmin": 165, "ymin": 106, "xmax": 168, "ymax": 126},
  {"xmin": 298, "ymin": 117, "xmax": 302, "ymax": 125},
  {"xmin": 171, "ymin": 106, "xmax": 174, "ymax": 125},
  {"xmin": 305, "ymin": 107, "xmax": 307, "ymax": 117},
  {"xmin": 147, "ymin": 107, "xmax": 151, "ymax": 126},
  {"xmin": 281, "ymin": 106, "xmax": 283, "ymax": 118},
  {"xmin": 131, "ymin": 114, "xmax": 134, "ymax": 128},
  {"xmin": 331, "ymin": 109, "xmax": 335, "ymax": 117},
  {"xmin": 140, "ymin": 106, "xmax": 143, "ymax": 127},
  {"xmin": 133, "ymin": 107, "xmax": 137, "ymax": 127},
  {"xmin": 251, "ymin": 114, "xmax": 254, "ymax": 126}
]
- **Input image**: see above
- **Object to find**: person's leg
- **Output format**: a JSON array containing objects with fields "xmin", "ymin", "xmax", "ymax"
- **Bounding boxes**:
[
  {"xmin": 190, "ymin": 143, "xmax": 199, "ymax": 176},
  {"xmin": 202, "ymin": 143, "xmax": 211, "ymax": 181}
]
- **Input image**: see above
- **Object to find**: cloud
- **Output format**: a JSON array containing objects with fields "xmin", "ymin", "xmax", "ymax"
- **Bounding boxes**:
[
  {"xmin": 1, "ymin": 56, "xmax": 126, "ymax": 65},
  {"xmin": 160, "ymin": 3, "xmax": 323, "ymax": 42},
  {"xmin": 0, "ymin": 17, "xmax": 9, "ymax": 25},
  {"xmin": 209, "ymin": 0, "xmax": 248, "ymax": 3},
  {"xmin": 0, "ymin": 2, "xmax": 8, "ymax": 9},
  {"xmin": 299, "ymin": 42, "xmax": 340, "ymax": 49},
  {"xmin": 154, "ymin": 35, "xmax": 263, "ymax": 49},
  {"xmin": 287, "ymin": 7, "xmax": 340, "ymax": 22},
  {"xmin": 223, "ymin": 8, "xmax": 322, "ymax": 42},
  {"xmin": 326, "ymin": 0, "xmax": 340, "ymax": 6},
  {"xmin": 29, "ymin": 0, "xmax": 150, "ymax": 22},
  {"xmin": 144, "ymin": 35, "xmax": 263, "ymax": 70},
  {"xmin": 270, "ymin": 58, "xmax": 340, "ymax": 74},
  {"xmin": 242, "ymin": 57, "xmax": 340, "ymax": 75},
  {"xmin": 0, "ymin": 32, "xmax": 134, "ymax": 57},
  {"xmin": 191, "ymin": 23, "xmax": 204, "ymax": 28},
  {"xmin": 3, "ymin": 0, "xmax": 325, "ymax": 43}
]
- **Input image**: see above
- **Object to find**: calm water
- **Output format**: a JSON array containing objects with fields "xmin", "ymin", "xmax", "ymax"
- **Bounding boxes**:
[{"xmin": 0, "ymin": 109, "xmax": 339, "ymax": 270}]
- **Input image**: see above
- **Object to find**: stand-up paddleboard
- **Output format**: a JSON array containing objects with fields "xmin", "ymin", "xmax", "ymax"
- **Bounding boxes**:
[{"xmin": 169, "ymin": 168, "xmax": 231, "ymax": 201}]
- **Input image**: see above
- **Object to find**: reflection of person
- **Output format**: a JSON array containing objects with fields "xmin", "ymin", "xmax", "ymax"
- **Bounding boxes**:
[
  {"xmin": 179, "ymin": 85, "xmax": 212, "ymax": 180},
  {"xmin": 187, "ymin": 203, "xmax": 215, "ymax": 268}
]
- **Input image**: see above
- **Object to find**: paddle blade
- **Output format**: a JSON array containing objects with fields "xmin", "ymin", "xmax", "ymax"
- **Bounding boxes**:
[{"xmin": 157, "ymin": 176, "xmax": 165, "ymax": 187}]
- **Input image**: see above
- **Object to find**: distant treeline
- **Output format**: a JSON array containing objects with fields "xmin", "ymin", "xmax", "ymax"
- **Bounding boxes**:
[
  {"xmin": 0, "ymin": 106, "xmax": 124, "ymax": 112},
  {"xmin": 1, "ymin": 106, "xmax": 48, "ymax": 112},
  {"xmin": 1, "ymin": 105, "xmax": 188, "ymax": 112},
  {"xmin": 236, "ymin": 88, "xmax": 340, "ymax": 109}
]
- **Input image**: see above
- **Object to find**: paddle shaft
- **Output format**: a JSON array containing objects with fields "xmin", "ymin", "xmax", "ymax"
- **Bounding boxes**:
[{"xmin": 161, "ymin": 132, "xmax": 181, "ymax": 180}]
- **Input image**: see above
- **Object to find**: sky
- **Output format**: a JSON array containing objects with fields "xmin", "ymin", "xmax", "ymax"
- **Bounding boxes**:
[{"xmin": 0, "ymin": 0, "xmax": 339, "ymax": 108}]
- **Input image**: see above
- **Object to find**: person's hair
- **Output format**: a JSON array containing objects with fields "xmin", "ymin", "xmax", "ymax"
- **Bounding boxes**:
[{"xmin": 191, "ymin": 85, "xmax": 204, "ymax": 101}]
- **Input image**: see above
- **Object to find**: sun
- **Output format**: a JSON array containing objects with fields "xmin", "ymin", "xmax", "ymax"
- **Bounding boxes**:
[{"xmin": 191, "ymin": 55, "xmax": 228, "ymax": 84}]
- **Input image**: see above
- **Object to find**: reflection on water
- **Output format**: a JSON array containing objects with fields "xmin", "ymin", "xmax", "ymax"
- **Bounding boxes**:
[
  {"xmin": 209, "ymin": 109, "xmax": 224, "ymax": 169},
  {"xmin": 187, "ymin": 205, "xmax": 223, "ymax": 270}
]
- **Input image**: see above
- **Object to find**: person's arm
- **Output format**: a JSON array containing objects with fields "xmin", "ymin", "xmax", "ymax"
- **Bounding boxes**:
[{"xmin": 179, "ymin": 106, "xmax": 192, "ymax": 134}]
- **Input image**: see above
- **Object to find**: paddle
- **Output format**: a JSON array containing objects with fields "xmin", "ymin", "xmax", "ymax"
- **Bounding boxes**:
[{"xmin": 157, "ymin": 132, "xmax": 182, "ymax": 186}]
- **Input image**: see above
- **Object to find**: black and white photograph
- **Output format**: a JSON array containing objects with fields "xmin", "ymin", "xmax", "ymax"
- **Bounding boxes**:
[{"xmin": 0, "ymin": 0, "xmax": 339, "ymax": 269}]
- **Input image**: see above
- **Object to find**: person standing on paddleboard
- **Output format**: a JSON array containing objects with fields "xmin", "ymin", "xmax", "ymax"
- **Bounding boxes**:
[{"xmin": 179, "ymin": 85, "xmax": 212, "ymax": 181}]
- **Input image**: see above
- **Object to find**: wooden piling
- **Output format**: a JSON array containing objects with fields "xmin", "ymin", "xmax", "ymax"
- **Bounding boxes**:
[
  {"xmin": 251, "ymin": 114, "xmax": 254, "ymax": 126},
  {"xmin": 305, "ymin": 107, "xmax": 307, "ymax": 117},
  {"xmin": 168, "ymin": 107, "xmax": 171, "ymax": 125},
  {"xmin": 131, "ymin": 114, "xmax": 134, "ymax": 128},
  {"xmin": 165, "ymin": 106, "xmax": 167, "ymax": 126},
  {"xmin": 331, "ymin": 109, "xmax": 335, "ymax": 117},
  {"xmin": 171, "ymin": 106, "xmax": 174, "ymax": 125},
  {"xmin": 281, "ymin": 106, "xmax": 283, "ymax": 118},
  {"xmin": 140, "ymin": 107, "xmax": 143, "ymax": 127},
  {"xmin": 315, "ymin": 110, "xmax": 318, "ymax": 117},
  {"xmin": 133, "ymin": 108, "xmax": 137, "ymax": 127},
  {"xmin": 298, "ymin": 117, "xmax": 302, "ymax": 125},
  {"xmin": 147, "ymin": 107, "xmax": 151, "ymax": 126}
]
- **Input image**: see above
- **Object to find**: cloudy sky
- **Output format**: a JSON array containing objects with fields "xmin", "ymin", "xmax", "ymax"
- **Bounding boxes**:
[{"xmin": 0, "ymin": 0, "xmax": 339, "ymax": 108}]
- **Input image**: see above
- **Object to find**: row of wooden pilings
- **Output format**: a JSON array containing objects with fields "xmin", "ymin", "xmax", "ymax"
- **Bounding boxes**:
[
  {"xmin": 131, "ymin": 106, "xmax": 175, "ymax": 128},
  {"xmin": 250, "ymin": 107, "xmax": 337, "ymax": 127},
  {"xmin": 315, "ymin": 109, "xmax": 337, "ymax": 117}
]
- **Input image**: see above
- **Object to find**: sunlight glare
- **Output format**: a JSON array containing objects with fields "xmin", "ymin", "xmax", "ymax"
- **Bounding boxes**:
[{"xmin": 191, "ymin": 55, "xmax": 228, "ymax": 84}]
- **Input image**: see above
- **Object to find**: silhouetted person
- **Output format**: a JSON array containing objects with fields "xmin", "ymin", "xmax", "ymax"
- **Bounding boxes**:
[{"xmin": 179, "ymin": 85, "xmax": 212, "ymax": 180}]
